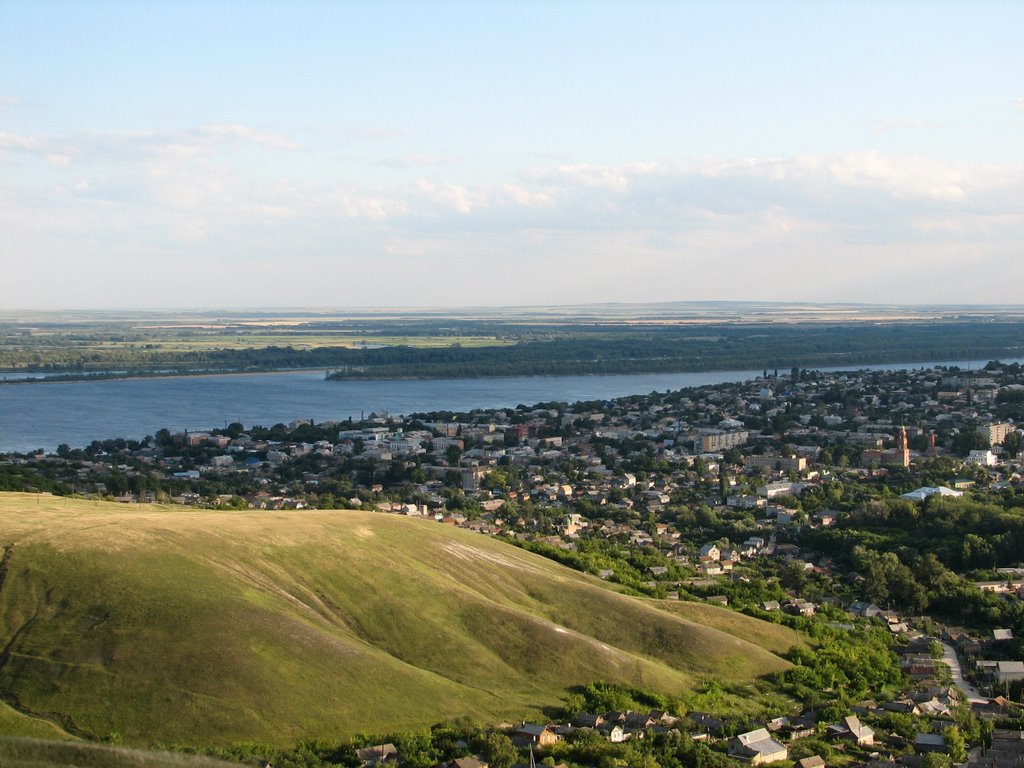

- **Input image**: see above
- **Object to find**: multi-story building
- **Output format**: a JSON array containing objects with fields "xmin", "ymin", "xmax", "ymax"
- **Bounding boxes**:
[
  {"xmin": 693, "ymin": 430, "xmax": 749, "ymax": 453},
  {"xmin": 745, "ymin": 454, "xmax": 806, "ymax": 473},
  {"xmin": 980, "ymin": 422, "xmax": 1015, "ymax": 446}
]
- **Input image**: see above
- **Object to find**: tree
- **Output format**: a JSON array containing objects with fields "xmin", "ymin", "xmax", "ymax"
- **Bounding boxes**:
[
  {"xmin": 942, "ymin": 727, "xmax": 967, "ymax": 763},
  {"xmin": 780, "ymin": 560, "xmax": 808, "ymax": 596},
  {"xmin": 921, "ymin": 754, "xmax": 952, "ymax": 768},
  {"xmin": 951, "ymin": 429, "xmax": 989, "ymax": 456},
  {"xmin": 477, "ymin": 733, "xmax": 518, "ymax": 768}
]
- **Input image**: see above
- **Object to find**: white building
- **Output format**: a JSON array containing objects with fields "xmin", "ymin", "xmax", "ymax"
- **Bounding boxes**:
[
  {"xmin": 996, "ymin": 661, "xmax": 1024, "ymax": 684},
  {"xmin": 900, "ymin": 486, "xmax": 963, "ymax": 501},
  {"xmin": 729, "ymin": 729, "xmax": 788, "ymax": 765},
  {"xmin": 966, "ymin": 449, "xmax": 997, "ymax": 467}
]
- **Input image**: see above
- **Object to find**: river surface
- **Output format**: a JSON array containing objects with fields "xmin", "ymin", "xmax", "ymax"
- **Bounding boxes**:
[{"xmin": 0, "ymin": 358, "xmax": 1017, "ymax": 453}]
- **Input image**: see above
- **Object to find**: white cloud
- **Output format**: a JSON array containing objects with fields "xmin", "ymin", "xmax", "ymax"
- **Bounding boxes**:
[
  {"xmin": 3, "ymin": 131, "xmax": 1024, "ymax": 307},
  {"xmin": 198, "ymin": 124, "xmax": 297, "ymax": 150},
  {"xmin": 0, "ymin": 132, "xmax": 38, "ymax": 151},
  {"xmin": 0, "ymin": 124, "xmax": 298, "ymax": 166}
]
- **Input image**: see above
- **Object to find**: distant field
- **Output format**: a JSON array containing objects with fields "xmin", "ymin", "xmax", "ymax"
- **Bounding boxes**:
[
  {"xmin": 4, "ymin": 303, "xmax": 1024, "ymax": 378},
  {"xmin": 87, "ymin": 333, "xmax": 515, "ymax": 352},
  {"xmin": 0, "ymin": 493, "xmax": 799, "ymax": 746}
]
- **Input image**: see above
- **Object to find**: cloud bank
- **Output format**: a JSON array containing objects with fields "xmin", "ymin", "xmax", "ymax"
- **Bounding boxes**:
[{"xmin": 2, "ymin": 125, "xmax": 1022, "ymax": 308}]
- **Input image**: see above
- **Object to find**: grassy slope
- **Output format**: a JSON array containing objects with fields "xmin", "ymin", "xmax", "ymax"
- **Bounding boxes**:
[
  {"xmin": 656, "ymin": 601, "xmax": 798, "ymax": 656},
  {"xmin": 0, "ymin": 493, "xmax": 800, "ymax": 747},
  {"xmin": 0, "ymin": 737, "xmax": 241, "ymax": 768},
  {"xmin": 0, "ymin": 702, "xmax": 75, "ymax": 741}
]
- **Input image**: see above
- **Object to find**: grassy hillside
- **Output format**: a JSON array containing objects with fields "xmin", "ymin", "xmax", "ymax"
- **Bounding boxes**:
[
  {"xmin": 0, "ymin": 493, "xmax": 800, "ymax": 747},
  {"xmin": 0, "ymin": 737, "xmax": 241, "ymax": 768},
  {"xmin": 0, "ymin": 702, "xmax": 76, "ymax": 741}
]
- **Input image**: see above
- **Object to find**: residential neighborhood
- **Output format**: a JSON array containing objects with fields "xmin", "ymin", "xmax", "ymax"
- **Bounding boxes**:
[{"xmin": 5, "ymin": 362, "xmax": 1024, "ymax": 767}]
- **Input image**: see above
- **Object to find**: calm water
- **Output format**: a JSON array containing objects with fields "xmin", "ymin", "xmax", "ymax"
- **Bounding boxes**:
[{"xmin": 0, "ymin": 359, "xmax": 1016, "ymax": 453}]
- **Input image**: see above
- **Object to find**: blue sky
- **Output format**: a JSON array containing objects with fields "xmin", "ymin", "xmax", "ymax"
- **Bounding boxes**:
[{"xmin": 2, "ymin": 1, "xmax": 1023, "ymax": 308}]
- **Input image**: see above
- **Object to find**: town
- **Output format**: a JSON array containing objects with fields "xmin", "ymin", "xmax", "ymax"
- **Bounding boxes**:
[{"xmin": 4, "ymin": 362, "xmax": 1024, "ymax": 768}]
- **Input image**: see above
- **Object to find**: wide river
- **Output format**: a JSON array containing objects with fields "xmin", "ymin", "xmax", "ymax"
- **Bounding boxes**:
[{"xmin": 0, "ymin": 358, "xmax": 1017, "ymax": 453}]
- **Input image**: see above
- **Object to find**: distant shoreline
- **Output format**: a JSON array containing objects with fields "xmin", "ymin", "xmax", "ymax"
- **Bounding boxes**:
[
  {"xmin": 2, "ymin": 353, "xmax": 1017, "ymax": 387},
  {"xmin": 0, "ymin": 367, "xmax": 331, "ymax": 385}
]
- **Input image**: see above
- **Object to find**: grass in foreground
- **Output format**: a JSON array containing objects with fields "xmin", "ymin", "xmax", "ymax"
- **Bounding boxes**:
[
  {"xmin": 0, "ymin": 493, "xmax": 799, "ymax": 746},
  {"xmin": 0, "ymin": 702, "xmax": 76, "ymax": 741},
  {"xmin": 0, "ymin": 737, "xmax": 242, "ymax": 768}
]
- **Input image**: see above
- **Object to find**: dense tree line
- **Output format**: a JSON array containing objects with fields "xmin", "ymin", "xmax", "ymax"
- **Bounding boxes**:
[{"xmin": 6, "ymin": 322, "xmax": 1024, "ymax": 379}]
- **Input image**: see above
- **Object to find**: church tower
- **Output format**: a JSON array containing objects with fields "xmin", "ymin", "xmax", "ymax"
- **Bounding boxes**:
[{"xmin": 896, "ymin": 425, "xmax": 910, "ymax": 467}]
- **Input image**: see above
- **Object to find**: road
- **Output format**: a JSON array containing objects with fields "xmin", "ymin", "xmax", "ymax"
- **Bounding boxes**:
[{"xmin": 939, "ymin": 641, "xmax": 987, "ymax": 704}]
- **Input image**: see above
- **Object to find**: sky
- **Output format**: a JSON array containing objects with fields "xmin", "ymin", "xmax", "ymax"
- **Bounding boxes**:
[{"xmin": 2, "ymin": 0, "xmax": 1023, "ymax": 310}]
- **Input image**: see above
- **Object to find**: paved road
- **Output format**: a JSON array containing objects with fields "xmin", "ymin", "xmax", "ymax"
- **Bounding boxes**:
[{"xmin": 939, "ymin": 641, "xmax": 987, "ymax": 704}]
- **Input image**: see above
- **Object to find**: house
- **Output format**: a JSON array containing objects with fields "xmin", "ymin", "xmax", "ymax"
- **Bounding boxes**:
[
  {"xmin": 797, "ymin": 757, "xmax": 826, "ymax": 768},
  {"xmin": 901, "ymin": 656, "xmax": 938, "ymax": 679},
  {"xmin": 786, "ymin": 715, "xmax": 818, "ymax": 741},
  {"xmin": 699, "ymin": 544, "xmax": 721, "ymax": 562},
  {"xmin": 995, "ymin": 661, "xmax": 1024, "ymax": 684},
  {"xmin": 849, "ymin": 601, "xmax": 883, "ymax": 618},
  {"xmin": 650, "ymin": 711, "xmax": 680, "ymax": 726},
  {"xmin": 513, "ymin": 724, "xmax": 559, "ymax": 746},
  {"xmin": 601, "ymin": 724, "xmax": 627, "ymax": 743},
  {"xmin": 813, "ymin": 511, "xmax": 836, "ymax": 527},
  {"xmin": 624, "ymin": 712, "xmax": 657, "ymax": 730},
  {"xmin": 774, "ymin": 543, "xmax": 801, "ymax": 559},
  {"xmin": 574, "ymin": 712, "xmax": 604, "ymax": 729},
  {"xmin": 742, "ymin": 536, "xmax": 767, "ymax": 555},
  {"xmin": 971, "ymin": 697, "xmax": 1012, "ymax": 718},
  {"xmin": 916, "ymin": 697, "xmax": 951, "ymax": 718},
  {"xmin": 720, "ymin": 549, "xmax": 742, "ymax": 564},
  {"xmin": 914, "ymin": 733, "xmax": 946, "ymax": 753},
  {"xmin": 785, "ymin": 599, "xmax": 816, "ymax": 617},
  {"xmin": 851, "ymin": 700, "xmax": 879, "ymax": 716},
  {"xmin": 688, "ymin": 712, "xmax": 726, "ymax": 738},
  {"xmin": 827, "ymin": 715, "xmax": 875, "ymax": 746},
  {"xmin": 729, "ymin": 728, "xmax": 789, "ymax": 765},
  {"xmin": 883, "ymin": 699, "xmax": 921, "ymax": 715},
  {"xmin": 444, "ymin": 757, "xmax": 489, "ymax": 768},
  {"xmin": 966, "ymin": 728, "xmax": 1024, "ymax": 768},
  {"xmin": 355, "ymin": 744, "xmax": 400, "ymax": 767}
]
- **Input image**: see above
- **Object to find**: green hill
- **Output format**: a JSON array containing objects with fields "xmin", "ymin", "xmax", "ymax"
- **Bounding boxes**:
[
  {"xmin": 0, "ymin": 493, "xmax": 800, "ymax": 746},
  {"xmin": 0, "ymin": 737, "xmax": 242, "ymax": 768}
]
